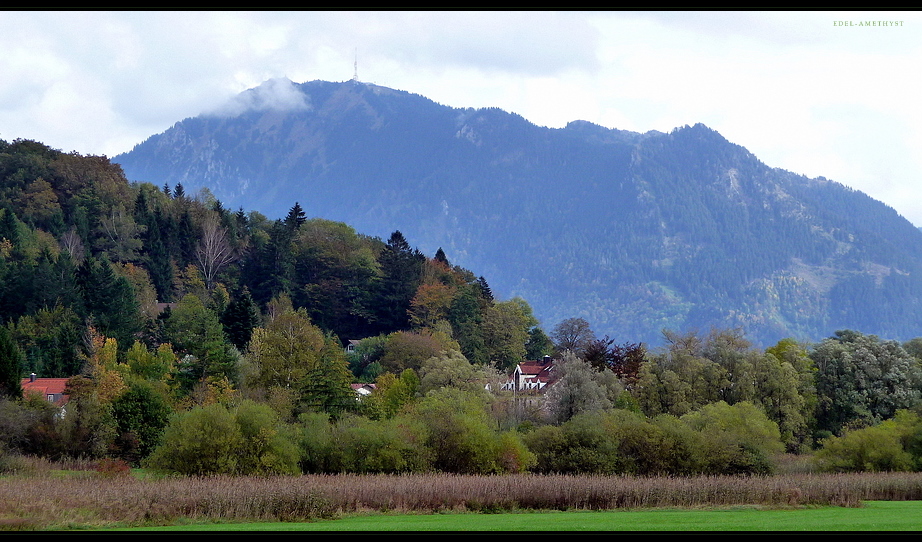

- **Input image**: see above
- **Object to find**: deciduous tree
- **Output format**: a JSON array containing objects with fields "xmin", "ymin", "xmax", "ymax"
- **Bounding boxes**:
[
  {"xmin": 812, "ymin": 330, "xmax": 922, "ymax": 436},
  {"xmin": 544, "ymin": 351, "xmax": 623, "ymax": 424},
  {"xmin": 195, "ymin": 212, "xmax": 236, "ymax": 290},
  {"xmin": 551, "ymin": 317, "xmax": 595, "ymax": 358}
]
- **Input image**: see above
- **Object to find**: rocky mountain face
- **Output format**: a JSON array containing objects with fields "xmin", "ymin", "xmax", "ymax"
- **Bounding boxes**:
[{"xmin": 114, "ymin": 79, "xmax": 922, "ymax": 346}]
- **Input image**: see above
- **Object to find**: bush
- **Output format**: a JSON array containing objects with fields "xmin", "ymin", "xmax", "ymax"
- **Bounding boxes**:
[
  {"xmin": 496, "ymin": 430, "xmax": 536, "ymax": 473},
  {"xmin": 298, "ymin": 412, "xmax": 339, "ymax": 473},
  {"xmin": 411, "ymin": 388, "xmax": 515, "ymax": 474},
  {"xmin": 144, "ymin": 401, "xmax": 299, "ymax": 476},
  {"xmin": 0, "ymin": 449, "xmax": 31, "ymax": 475},
  {"xmin": 234, "ymin": 400, "xmax": 300, "ymax": 476},
  {"xmin": 680, "ymin": 401, "xmax": 784, "ymax": 475},
  {"xmin": 110, "ymin": 381, "xmax": 172, "ymax": 465},
  {"xmin": 95, "ymin": 458, "xmax": 131, "ymax": 477},
  {"xmin": 814, "ymin": 411, "xmax": 922, "ymax": 473},
  {"xmin": 145, "ymin": 403, "xmax": 241, "ymax": 475},
  {"xmin": 525, "ymin": 403, "xmax": 785, "ymax": 476},
  {"xmin": 523, "ymin": 413, "xmax": 621, "ymax": 474},
  {"xmin": 335, "ymin": 414, "xmax": 431, "ymax": 473}
]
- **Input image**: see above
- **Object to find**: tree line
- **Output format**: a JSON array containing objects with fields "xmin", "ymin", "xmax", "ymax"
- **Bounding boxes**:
[{"xmin": 2, "ymin": 137, "xmax": 922, "ymax": 476}]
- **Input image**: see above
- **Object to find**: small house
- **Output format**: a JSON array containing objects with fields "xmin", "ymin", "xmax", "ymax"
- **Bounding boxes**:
[
  {"xmin": 503, "ymin": 356, "xmax": 557, "ymax": 392},
  {"xmin": 350, "ymin": 383, "xmax": 376, "ymax": 400},
  {"xmin": 345, "ymin": 339, "xmax": 362, "ymax": 355},
  {"xmin": 20, "ymin": 374, "xmax": 70, "ymax": 407}
]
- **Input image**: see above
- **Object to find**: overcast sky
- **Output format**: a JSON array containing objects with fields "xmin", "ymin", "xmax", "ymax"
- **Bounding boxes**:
[{"xmin": 3, "ymin": 11, "xmax": 921, "ymax": 224}]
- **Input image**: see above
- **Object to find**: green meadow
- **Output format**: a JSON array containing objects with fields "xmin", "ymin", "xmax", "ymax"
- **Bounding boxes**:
[{"xmin": 111, "ymin": 501, "xmax": 922, "ymax": 532}]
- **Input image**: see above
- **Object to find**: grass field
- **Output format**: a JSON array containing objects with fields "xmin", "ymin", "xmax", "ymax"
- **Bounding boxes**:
[
  {"xmin": 109, "ymin": 501, "xmax": 922, "ymax": 531},
  {"xmin": 7, "ymin": 467, "xmax": 922, "ymax": 531}
]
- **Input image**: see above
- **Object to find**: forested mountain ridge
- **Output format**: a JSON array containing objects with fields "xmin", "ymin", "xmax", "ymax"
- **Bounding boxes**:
[
  {"xmin": 115, "ymin": 78, "xmax": 922, "ymax": 346},
  {"xmin": 0, "ymin": 137, "xmax": 551, "ymax": 389}
]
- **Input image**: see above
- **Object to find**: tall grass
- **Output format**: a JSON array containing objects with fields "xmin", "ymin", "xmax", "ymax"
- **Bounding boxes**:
[{"xmin": 4, "ymin": 462, "xmax": 922, "ymax": 530}]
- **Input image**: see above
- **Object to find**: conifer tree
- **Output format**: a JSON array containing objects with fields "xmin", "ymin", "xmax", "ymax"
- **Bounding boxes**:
[
  {"xmin": 221, "ymin": 287, "xmax": 260, "ymax": 350},
  {"xmin": 375, "ymin": 231, "xmax": 425, "ymax": 332},
  {"xmin": 476, "ymin": 276, "xmax": 493, "ymax": 302},
  {"xmin": 284, "ymin": 202, "xmax": 306, "ymax": 230},
  {"xmin": 299, "ymin": 335, "xmax": 357, "ymax": 420},
  {"xmin": 0, "ymin": 208, "xmax": 20, "ymax": 248},
  {"xmin": 434, "ymin": 247, "xmax": 449, "ymax": 266},
  {"xmin": 78, "ymin": 255, "xmax": 142, "ymax": 349},
  {"xmin": 144, "ymin": 207, "xmax": 175, "ymax": 301},
  {"xmin": 0, "ymin": 325, "xmax": 23, "ymax": 399}
]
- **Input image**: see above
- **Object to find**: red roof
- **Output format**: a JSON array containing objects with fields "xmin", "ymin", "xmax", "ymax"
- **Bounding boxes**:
[
  {"xmin": 517, "ymin": 359, "xmax": 554, "ymax": 378},
  {"xmin": 20, "ymin": 377, "xmax": 71, "ymax": 406},
  {"xmin": 508, "ymin": 357, "xmax": 558, "ymax": 391},
  {"xmin": 350, "ymin": 383, "xmax": 377, "ymax": 390}
]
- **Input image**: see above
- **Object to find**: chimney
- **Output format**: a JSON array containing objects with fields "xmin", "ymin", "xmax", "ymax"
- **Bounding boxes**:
[
  {"xmin": 543, "ymin": 355, "xmax": 551, "ymax": 366},
  {"xmin": 30, "ymin": 373, "xmax": 36, "ymax": 382}
]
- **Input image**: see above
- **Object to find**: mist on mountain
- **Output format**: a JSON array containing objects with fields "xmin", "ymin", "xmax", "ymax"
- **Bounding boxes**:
[{"xmin": 115, "ymin": 79, "xmax": 922, "ymax": 346}]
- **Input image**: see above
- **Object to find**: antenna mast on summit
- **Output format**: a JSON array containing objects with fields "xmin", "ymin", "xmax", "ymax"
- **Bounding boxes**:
[{"xmin": 352, "ymin": 48, "xmax": 358, "ymax": 82}]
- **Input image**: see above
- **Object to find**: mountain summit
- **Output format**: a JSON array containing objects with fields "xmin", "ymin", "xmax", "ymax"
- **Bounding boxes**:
[{"xmin": 114, "ymin": 79, "xmax": 922, "ymax": 346}]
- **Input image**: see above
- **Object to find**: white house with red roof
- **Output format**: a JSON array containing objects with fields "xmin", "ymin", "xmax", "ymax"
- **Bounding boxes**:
[
  {"xmin": 350, "ymin": 382, "xmax": 376, "ymax": 399},
  {"xmin": 502, "ymin": 356, "xmax": 557, "ymax": 392}
]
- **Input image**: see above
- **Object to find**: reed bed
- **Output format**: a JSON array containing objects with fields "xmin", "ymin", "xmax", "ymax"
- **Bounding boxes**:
[{"xmin": 4, "ymin": 470, "xmax": 922, "ymax": 530}]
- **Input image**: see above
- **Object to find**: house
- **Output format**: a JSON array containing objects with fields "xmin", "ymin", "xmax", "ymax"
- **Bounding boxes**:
[
  {"xmin": 344, "ymin": 339, "xmax": 362, "ymax": 355},
  {"xmin": 502, "ymin": 356, "xmax": 557, "ymax": 392},
  {"xmin": 350, "ymin": 383, "xmax": 376, "ymax": 399},
  {"xmin": 20, "ymin": 374, "xmax": 70, "ymax": 407}
]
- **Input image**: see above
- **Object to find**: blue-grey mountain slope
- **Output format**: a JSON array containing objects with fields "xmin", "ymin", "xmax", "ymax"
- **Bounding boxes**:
[{"xmin": 114, "ymin": 78, "xmax": 922, "ymax": 346}]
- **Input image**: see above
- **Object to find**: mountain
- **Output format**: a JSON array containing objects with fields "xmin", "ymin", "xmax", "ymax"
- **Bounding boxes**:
[{"xmin": 114, "ymin": 78, "xmax": 922, "ymax": 347}]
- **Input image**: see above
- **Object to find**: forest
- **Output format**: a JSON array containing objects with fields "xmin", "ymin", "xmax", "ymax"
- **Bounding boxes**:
[{"xmin": 2, "ymin": 137, "xmax": 922, "ymax": 477}]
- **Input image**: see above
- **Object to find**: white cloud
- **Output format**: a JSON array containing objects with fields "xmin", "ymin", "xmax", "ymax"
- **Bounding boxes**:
[
  {"xmin": 203, "ymin": 77, "xmax": 311, "ymax": 118},
  {"xmin": 1, "ymin": 10, "xmax": 921, "ymax": 224}
]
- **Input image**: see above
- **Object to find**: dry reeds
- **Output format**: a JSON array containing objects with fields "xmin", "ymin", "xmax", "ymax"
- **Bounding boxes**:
[
  {"xmin": 297, "ymin": 472, "xmax": 922, "ymax": 512},
  {"xmin": 4, "ymin": 470, "xmax": 922, "ymax": 530}
]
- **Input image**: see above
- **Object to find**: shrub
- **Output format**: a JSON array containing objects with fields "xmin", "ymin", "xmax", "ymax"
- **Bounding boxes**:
[
  {"xmin": 525, "ymin": 403, "xmax": 785, "ymax": 476},
  {"xmin": 234, "ymin": 400, "xmax": 300, "ymax": 476},
  {"xmin": 332, "ymin": 413, "xmax": 431, "ymax": 473},
  {"xmin": 298, "ymin": 411, "xmax": 340, "ymax": 473},
  {"xmin": 144, "ymin": 401, "xmax": 299, "ymax": 475},
  {"xmin": 424, "ymin": 416, "xmax": 494, "ymax": 472},
  {"xmin": 95, "ymin": 458, "xmax": 131, "ymax": 477},
  {"xmin": 110, "ymin": 381, "xmax": 172, "ymax": 464},
  {"xmin": 145, "ymin": 403, "xmax": 241, "ymax": 475},
  {"xmin": 0, "ymin": 449, "xmax": 31, "ymax": 475},
  {"xmin": 298, "ymin": 410, "xmax": 432, "ymax": 475},
  {"xmin": 523, "ymin": 412, "xmax": 620, "ymax": 474},
  {"xmin": 680, "ymin": 401, "xmax": 784, "ymax": 475},
  {"xmin": 814, "ymin": 411, "xmax": 922, "ymax": 473},
  {"xmin": 411, "ymin": 388, "xmax": 506, "ymax": 474},
  {"xmin": 496, "ymin": 430, "xmax": 536, "ymax": 473}
]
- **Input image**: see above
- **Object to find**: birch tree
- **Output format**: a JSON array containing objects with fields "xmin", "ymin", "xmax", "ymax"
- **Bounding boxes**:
[{"xmin": 195, "ymin": 213, "xmax": 236, "ymax": 290}]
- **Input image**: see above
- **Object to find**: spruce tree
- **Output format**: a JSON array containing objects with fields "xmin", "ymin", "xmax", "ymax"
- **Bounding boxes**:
[
  {"xmin": 434, "ymin": 247, "xmax": 449, "ymax": 266},
  {"xmin": 299, "ymin": 335, "xmax": 356, "ymax": 419},
  {"xmin": 375, "ymin": 231, "xmax": 425, "ymax": 332},
  {"xmin": 0, "ymin": 325, "xmax": 24, "ymax": 399},
  {"xmin": 145, "ymin": 208, "xmax": 175, "ymax": 301},
  {"xmin": 476, "ymin": 276, "xmax": 493, "ymax": 302},
  {"xmin": 284, "ymin": 202, "xmax": 307, "ymax": 230},
  {"xmin": 221, "ymin": 287, "xmax": 260, "ymax": 351}
]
